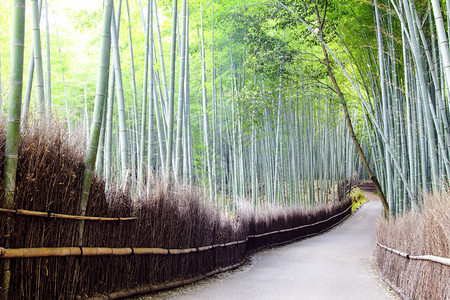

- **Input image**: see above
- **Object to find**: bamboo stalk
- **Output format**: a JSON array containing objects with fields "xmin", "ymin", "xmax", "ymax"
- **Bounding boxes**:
[
  {"xmin": 2, "ymin": 1, "xmax": 26, "ymax": 298},
  {"xmin": 79, "ymin": 0, "xmax": 114, "ymax": 244},
  {"xmin": 31, "ymin": 0, "xmax": 46, "ymax": 120}
]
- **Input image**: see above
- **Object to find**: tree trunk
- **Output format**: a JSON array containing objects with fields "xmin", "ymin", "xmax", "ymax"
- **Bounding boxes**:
[{"xmin": 315, "ymin": 2, "xmax": 389, "ymax": 215}]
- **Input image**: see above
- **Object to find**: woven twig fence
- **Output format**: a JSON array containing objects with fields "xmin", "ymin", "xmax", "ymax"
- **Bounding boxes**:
[
  {"xmin": 376, "ymin": 242, "xmax": 450, "ymax": 300},
  {"xmin": 0, "ymin": 204, "xmax": 351, "ymax": 259},
  {"xmin": 0, "ymin": 201, "xmax": 352, "ymax": 299}
]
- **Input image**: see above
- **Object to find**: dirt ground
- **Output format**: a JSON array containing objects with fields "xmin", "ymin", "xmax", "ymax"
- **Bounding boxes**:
[{"xmin": 138, "ymin": 192, "xmax": 399, "ymax": 300}]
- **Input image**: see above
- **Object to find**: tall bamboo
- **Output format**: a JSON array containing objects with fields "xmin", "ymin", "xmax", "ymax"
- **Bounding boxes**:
[
  {"xmin": 79, "ymin": 0, "xmax": 113, "ymax": 243},
  {"xmin": 154, "ymin": 0, "xmax": 169, "ymax": 113},
  {"xmin": 375, "ymin": 0, "xmax": 394, "ymax": 215},
  {"xmin": 110, "ymin": 7, "xmax": 129, "ymax": 183},
  {"xmin": 431, "ymin": 0, "xmax": 450, "ymax": 97},
  {"xmin": 44, "ymin": 0, "xmax": 52, "ymax": 118},
  {"xmin": 125, "ymin": 0, "xmax": 140, "ymax": 179},
  {"xmin": 165, "ymin": 0, "xmax": 178, "ymax": 174},
  {"xmin": 22, "ymin": 0, "xmax": 43, "ymax": 129},
  {"xmin": 140, "ymin": 0, "xmax": 151, "ymax": 187},
  {"xmin": 147, "ymin": 0, "xmax": 155, "ymax": 192},
  {"xmin": 2, "ymin": 1, "xmax": 26, "ymax": 298},
  {"xmin": 31, "ymin": 0, "xmax": 46, "ymax": 120},
  {"xmin": 200, "ymin": 6, "xmax": 214, "ymax": 200},
  {"xmin": 174, "ymin": 0, "xmax": 188, "ymax": 178}
]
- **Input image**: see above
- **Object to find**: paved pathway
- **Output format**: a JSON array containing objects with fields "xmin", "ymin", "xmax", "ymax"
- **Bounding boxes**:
[{"xmin": 150, "ymin": 197, "xmax": 399, "ymax": 300}]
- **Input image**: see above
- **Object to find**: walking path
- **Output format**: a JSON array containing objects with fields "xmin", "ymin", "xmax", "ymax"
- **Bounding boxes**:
[{"xmin": 150, "ymin": 195, "xmax": 399, "ymax": 300}]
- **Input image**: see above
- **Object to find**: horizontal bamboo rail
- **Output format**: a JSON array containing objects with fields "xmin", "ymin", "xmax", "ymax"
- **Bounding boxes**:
[
  {"xmin": 377, "ymin": 243, "xmax": 450, "ymax": 266},
  {"xmin": 0, "ymin": 240, "xmax": 248, "ymax": 259},
  {"xmin": 0, "ymin": 207, "xmax": 136, "ymax": 221},
  {"xmin": 248, "ymin": 204, "xmax": 352, "ymax": 239}
]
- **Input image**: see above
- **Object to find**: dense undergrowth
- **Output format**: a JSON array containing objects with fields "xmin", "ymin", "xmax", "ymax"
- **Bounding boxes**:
[
  {"xmin": 376, "ymin": 194, "xmax": 450, "ymax": 300},
  {"xmin": 0, "ymin": 123, "xmax": 351, "ymax": 299}
]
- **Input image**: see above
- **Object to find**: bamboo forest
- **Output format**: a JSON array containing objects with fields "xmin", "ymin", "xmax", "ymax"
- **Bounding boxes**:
[{"xmin": 0, "ymin": 0, "xmax": 448, "ymax": 299}]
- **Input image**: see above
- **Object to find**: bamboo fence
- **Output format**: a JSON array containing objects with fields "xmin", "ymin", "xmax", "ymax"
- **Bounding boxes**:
[
  {"xmin": 377, "ymin": 243, "xmax": 450, "ymax": 267},
  {"xmin": 0, "ymin": 125, "xmax": 354, "ymax": 299},
  {"xmin": 0, "ymin": 204, "xmax": 351, "ymax": 260},
  {"xmin": 0, "ymin": 198, "xmax": 352, "ymax": 299}
]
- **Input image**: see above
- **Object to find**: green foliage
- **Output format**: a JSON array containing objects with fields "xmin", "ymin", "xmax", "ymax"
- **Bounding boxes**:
[
  {"xmin": 73, "ymin": 9, "xmax": 102, "ymax": 32},
  {"xmin": 349, "ymin": 187, "xmax": 366, "ymax": 212}
]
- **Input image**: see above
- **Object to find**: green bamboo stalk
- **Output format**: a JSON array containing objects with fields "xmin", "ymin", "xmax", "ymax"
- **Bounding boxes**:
[
  {"xmin": 44, "ymin": 0, "xmax": 52, "ymax": 119},
  {"xmin": 431, "ymin": 0, "xmax": 450, "ymax": 97},
  {"xmin": 96, "ymin": 92, "xmax": 108, "ymax": 175},
  {"xmin": 104, "ymin": 2, "xmax": 122, "ymax": 186},
  {"xmin": 139, "ymin": 0, "xmax": 151, "ymax": 187},
  {"xmin": 184, "ymin": 12, "xmax": 193, "ymax": 186},
  {"xmin": 211, "ymin": 0, "xmax": 218, "ymax": 203},
  {"xmin": 104, "ymin": 63, "xmax": 115, "ymax": 186},
  {"xmin": 273, "ymin": 65, "xmax": 283, "ymax": 204},
  {"xmin": 2, "ymin": 1, "xmax": 26, "ymax": 298},
  {"xmin": 31, "ymin": 0, "xmax": 46, "ymax": 120},
  {"xmin": 111, "ymin": 8, "xmax": 129, "ymax": 183},
  {"xmin": 174, "ymin": 0, "xmax": 188, "ymax": 178},
  {"xmin": 154, "ymin": 71, "xmax": 167, "ymax": 169},
  {"xmin": 22, "ymin": 0, "xmax": 42, "ymax": 130},
  {"xmin": 154, "ymin": 0, "xmax": 169, "ymax": 114},
  {"xmin": 125, "ymin": 0, "xmax": 140, "ymax": 178},
  {"xmin": 79, "ymin": 0, "xmax": 113, "ymax": 243},
  {"xmin": 147, "ymin": 2, "xmax": 155, "ymax": 193},
  {"xmin": 375, "ymin": 0, "xmax": 394, "ymax": 215},
  {"xmin": 165, "ymin": 0, "xmax": 178, "ymax": 174}
]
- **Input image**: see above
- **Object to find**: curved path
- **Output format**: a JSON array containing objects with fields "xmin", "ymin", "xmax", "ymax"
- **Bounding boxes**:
[{"xmin": 151, "ymin": 197, "xmax": 398, "ymax": 300}]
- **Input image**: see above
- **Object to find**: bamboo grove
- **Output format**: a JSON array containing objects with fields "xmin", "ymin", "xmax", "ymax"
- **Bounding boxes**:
[
  {"xmin": 0, "ymin": 0, "xmax": 363, "ymax": 218},
  {"xmin": 1, "ymin": 0, "xmax": 449, "ymax": 241},
  {"xmin": 362, "ymin": 0, "xmax": 450, "ymax": 215},
  {"xmin": 271, "ymin": 0, "xmax": 450, "ymax": 216},
  {"xmin": 1, "ymin": 0, "xmax": 449, "ymax": 298}
]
